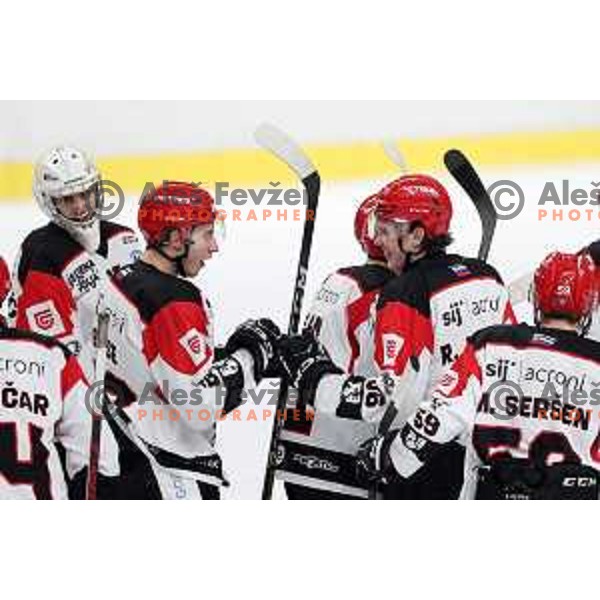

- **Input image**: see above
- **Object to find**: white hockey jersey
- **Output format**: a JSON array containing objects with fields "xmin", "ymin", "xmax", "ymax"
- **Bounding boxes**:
[
  {"xmin": 275, "ymin": 263, "xmax": 394, "ymax": 498},
  {"xmin": 0, "ymin": 327, "xmax": 93, "ymax": 499},
  {"xmin": 10, "ymin": 221, "xmax": 141, "ymax": 382},
  {"xmin": 304, "ymin": 263, "xmax": 394, "ymax": 376},
  {"xmin": 389, "ymin": 324, "xmax": 600, "ymax": 499},
  {"xmin": 373, "ymin": 252, "xmax": 516, "ymax": 424},
  {"xmin": 101, "ymin": 260, "xmax": 255, "ymax": 499}
]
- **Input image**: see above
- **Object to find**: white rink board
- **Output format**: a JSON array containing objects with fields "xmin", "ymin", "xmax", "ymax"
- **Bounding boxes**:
[{"xmin": 2, "ymin": 163, "xmax": 600, "ymax": 498}]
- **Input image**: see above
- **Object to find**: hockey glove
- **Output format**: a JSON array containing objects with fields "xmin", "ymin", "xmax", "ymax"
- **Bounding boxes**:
[
  {"xmin": 277, "ymin": 331, "xmax": 343, "ymax": 408},
  {"xmin": 225, "ymin": 318, "xmax": 282, "ymax": 382},
  {"xmin": 355, "ymin": 430, "xmax": 399, "ymax": 486}
]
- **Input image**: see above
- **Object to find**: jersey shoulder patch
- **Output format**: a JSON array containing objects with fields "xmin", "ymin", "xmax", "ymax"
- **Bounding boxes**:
[
  {"xmin": 98, "ymin": 221, "xmax": 140, "ymax": 258},
  {"xmin": 423, "ymin": 254, "xmax": 504, "ymax": 294}
]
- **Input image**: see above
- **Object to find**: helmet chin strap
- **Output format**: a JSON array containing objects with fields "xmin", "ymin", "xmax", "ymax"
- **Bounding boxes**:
[{"xmin": 154, "ymin": 240, "xmax": 192, "ymax": 277}]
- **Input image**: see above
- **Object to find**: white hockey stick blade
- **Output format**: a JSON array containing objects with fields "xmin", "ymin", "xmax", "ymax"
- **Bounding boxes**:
[
  {"xmin": 382, "ymin": 139, "xmax": 408, "ymax": 173},
  {"xmin": 254, "ymin": 123, "xmax": 316, "ymax": 180},
  {"xmin": 508, "ymin": 272, "xmax": 531, "ymax": 305}
]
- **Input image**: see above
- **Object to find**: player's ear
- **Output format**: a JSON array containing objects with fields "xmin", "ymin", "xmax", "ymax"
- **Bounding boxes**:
[
  {"xmin": 402, "ymin": 223, "xmax": 425, "ymax": 254},
  {"xmin": 409, "ymin": 224, "xmax": 426, "ymax": 252},
  {"xmin": 167, "ymin": 229, "xmax": 186, "ymax": 253}
]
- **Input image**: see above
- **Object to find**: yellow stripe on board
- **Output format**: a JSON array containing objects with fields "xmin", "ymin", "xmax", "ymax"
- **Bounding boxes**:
[{"xmin": 1, "ymin": 128, "xmax": 600, "ymax": 201}]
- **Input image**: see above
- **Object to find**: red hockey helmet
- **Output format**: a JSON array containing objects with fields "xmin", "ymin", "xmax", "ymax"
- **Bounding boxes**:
[
  {"xmin": 138, "ymin": 181, "xmax": 216, "ymax": 245},
  {"xmin": 376, "ymin": 174, "xmax": 453, "ymax": 238},
  {"xmin": 354, "ymin": 194, "xmax": 385, "ymax": 260},
  {"xmin": 0, "ymin": 256, "xmax": 10, "ymax": 306},
  {"xmin": 533, "ymin": 251, "xmax": 597, "ymax": 320}
]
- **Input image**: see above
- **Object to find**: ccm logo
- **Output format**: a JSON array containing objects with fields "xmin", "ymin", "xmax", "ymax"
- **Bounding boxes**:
[{"xmin": 563, "ymin": 477, "xmax": 597, "ymax": 488}]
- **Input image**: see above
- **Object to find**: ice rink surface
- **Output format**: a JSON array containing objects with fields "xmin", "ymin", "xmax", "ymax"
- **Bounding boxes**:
[{"xmin": 2, "ymin": 162, "xmax": 599, "ymax": 498}]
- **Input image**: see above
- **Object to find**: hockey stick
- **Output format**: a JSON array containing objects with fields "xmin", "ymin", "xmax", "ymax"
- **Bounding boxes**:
[
  {"xmin": 382, "ymin": 139, "xmax": 409, "ymax": 173},
  {"xmin": 255, "ymin": 124, "xmax": 320, "ymax": 500},
  {"xmin": 507, "ymin": 273, "xmax": 531, "ymax": 305},
  {"xmin": 444, "ymin": 149, "xmax": 497, "ymax": 262},
  {"xmin": 86, "ymin": 294, "xmax": 110, "ymax": 500}
]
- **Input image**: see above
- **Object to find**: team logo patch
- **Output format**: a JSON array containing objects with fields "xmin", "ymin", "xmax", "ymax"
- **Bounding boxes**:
[
  {"xmin": 381, "ymin": 333, "xmax": 404, "ymax": 367},
  {"xmin": 449, "ymin": 264, "xmax": 471, "ymax": 278},
  {"xmin": 65, "ymin": 258, "xmax": 100, "ymax": 297},
  {"xmin": 26, "ymin": 300, "xmax": 66, "ymax": 336},
  {"xmin": 179, "ymin": 328, "xmax": 207, "ymax": 366},
  {"xmin": 532, "ymin": 333, "xmax": 556, "ymax": 346},
  {"xmin": 436, "ymin": 370, "xmax": 459, "ymax": 396}
]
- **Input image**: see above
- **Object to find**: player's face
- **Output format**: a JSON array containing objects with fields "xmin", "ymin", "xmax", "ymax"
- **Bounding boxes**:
[
  {"xmin": 182, "ymin": 223, "xmax": 219, "ymax": 277},
  {"xmin": 54, "ymin": 188, "xmax": 97, "ymax": 222},
  {"xmin": 375, "ymin": 219, "xmax": 406, "ymax": 274}
]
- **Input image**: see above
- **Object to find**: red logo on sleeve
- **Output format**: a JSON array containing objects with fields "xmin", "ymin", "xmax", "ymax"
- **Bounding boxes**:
[
  {"xmin": 179, "ymin": 328, "xmax": 208, "ymax": 367},
  {"xmin": 382, "ymin": 333, "xmax": 403, "ymax": 367},
  {"xmin": 188, "ymin": 335, "xmax": 202, "ymax": 355},
  {"xmin": 26, "ymin": 301, "xmax": 66, "ymax": 336}
]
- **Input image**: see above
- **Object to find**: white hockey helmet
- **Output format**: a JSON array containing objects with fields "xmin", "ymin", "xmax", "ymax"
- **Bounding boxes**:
[{"xmin": 33, "ymin": 146, "xmax": 103, "ymax": 235}]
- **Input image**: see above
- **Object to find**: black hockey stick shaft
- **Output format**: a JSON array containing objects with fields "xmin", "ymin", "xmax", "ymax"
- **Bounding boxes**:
[
  {"xmin": 444, "ymin": 149, "xmax": 497, "ymax": 262},
  {"xmin": 287, "ymin": 172, "xmax": 320, "ymax": 335},
  {"xmin": 254, "ymin": 125, "xmax": 321, "ymax": 499},
  {"xmin": 262, "ymin": 172, "xmax": 320, "ymax": 499}
]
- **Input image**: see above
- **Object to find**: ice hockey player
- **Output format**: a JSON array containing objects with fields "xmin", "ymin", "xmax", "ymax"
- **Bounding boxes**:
[
  {"xmin": 277, "ymin": 174, "xmax": 515, "ymax": 499},
  {"xmin": 284, "ymin": 194, "xmax": 397, "ymax": 500},
  {"xmin": 303, "ymin": 194, "xmax": 399, "ymax": 373},
  {"xmin": 357, "ymin": 251, "xmax": 600, "ymax": 500},
  {"xmin": 9, "ymin": 146, "xmax": 142, "ymax": 382},
  {"xmin": 0, "ymin": 255, "xmax": 97, "ymax": 499},
  {"xmin": 102, "ymin": 181, "xmax": 281, "ymax": 499}
]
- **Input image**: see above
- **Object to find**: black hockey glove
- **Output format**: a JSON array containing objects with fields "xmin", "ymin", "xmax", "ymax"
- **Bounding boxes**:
[
  {"xmin": 277, "ymin": 331, "xmax": 343, "ymax": 408},
  {"xmin": 225, "ymin": 318, "xmax": 282, "ymax": 382},
  {"xmin": 355, "ymin": 430, "xmax": 399, "ymax": 486}
]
